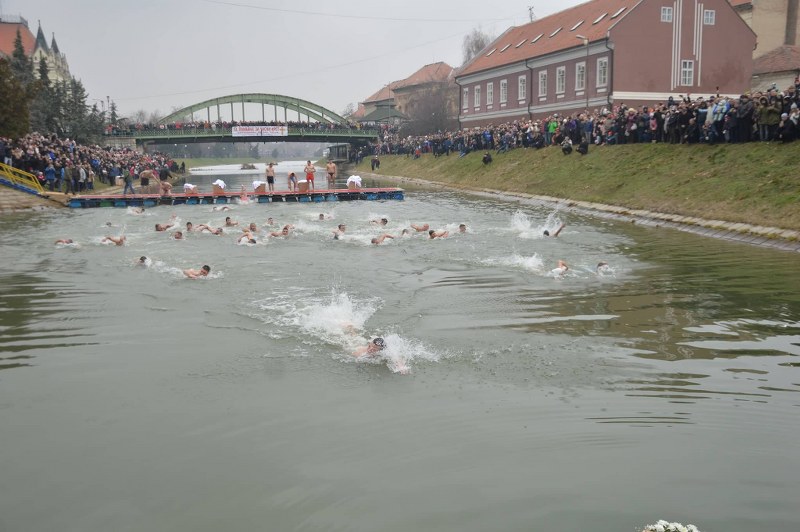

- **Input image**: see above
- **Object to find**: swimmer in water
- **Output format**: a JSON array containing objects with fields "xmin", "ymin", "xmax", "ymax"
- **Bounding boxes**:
[
  {"xmin": 155, "ymin": 223, "xmax": 174, "ymax": 232},
  {"xmin": 332, "ymin": 224, "xmax": 346, "ymax": 239},
  {"xmin": 428, "ymin": 229, "xmax": 449, "ymax": 239},
  {"xmin": 173, "ymin": 231, "xmax": 184, "ymax": 240},
  {"xmin": 551, "ymin": 260, "xmax": 569, "ymax": 276},
  {"xmin": 410, "ymin": 223, "xmax": 430, "ymax": 232},
  {"xmin": 238, "ymin": 231, "xmax": 257, "ymax": 245},
  {"xmin": 130, "ymin": 207, "xmax": 145, "ymax": 215},
  {"xmin": 136, "ymin": 256, "xmax": 148, "ymax": 267},
  {"xmin": 183, "ymin": 265, "xmax": 211, "ymax": 279},
  {"xmin": 371, "ymin": 233, "xmax": 394, "ymax": 245},
  {"xmin": 248, "ymin": 222, "xmax": 258, "ymax": 233},
  {"xmin": 596, "ymin": 261, "xmax": 610, "ymax": 274},
  {"xmin": 196, "ymin": 224, "xmax": 223, "ymax": 235},
  {"xmin": 102, "ymin": 235, "xmax": 126, "ymax": 246},
  {"xmin": 459, "ymin": 223, "xmax": 467, "ymax": 233},
  {"xmin": 269, "ymin": 224, "xmax": 293, "ymax": 237},
  {"xmin": 371, "ymin": 217, "xmax": 388, "ymax": 226},
  {"xmin": 185, "ymin": 222, "xmax": 194, "ymax": 232},
  {"xmin": 543, "ymin": 223, "xmax": 566, "ymax": 237},
  {"xmin": 54, "ymin": 238, "xmax": 74, "ymax": 244},
  {"xmin": 318, "ymin": 213, "xmax": 331, "ymax": 220},
  {"xmin": 212, "ymin": 205, "xmax": 231, "ymax": 212},
  {"xmin": 225, "ymin": 216, "xmax": 238, "ymax": 227},
  {"xmin": 352, "ymin": 337, "xmax": 386, "ymax": 358},
  {"xmin": 265, "ymin": 217, "xmax": 275, "ymax": 226}
]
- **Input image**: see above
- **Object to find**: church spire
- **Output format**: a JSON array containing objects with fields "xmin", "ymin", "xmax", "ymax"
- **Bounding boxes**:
[
  {"xmin": 51, "ymin": 32, "xmax": 60, "ymax": 54},
  {"xmin": 35, "ymin": 20, "xmax": 49, "ymax": 52}
]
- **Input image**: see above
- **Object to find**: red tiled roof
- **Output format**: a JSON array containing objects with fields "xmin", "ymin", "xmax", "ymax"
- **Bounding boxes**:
[
  {"xmin": 0, "ymin": 22, "xmax": 36, "ymax": 58},
  {"xmin": 363, "ymin": 82, "xmax": 399, "ymax": 104},
  {"xmin": 753, "ymin": 45, "xmax": 800, "ymax": 75},
  {"xmin": 457, "ymin": 0, "xmax": 641, "ymax": 78},
  {"xmin": 349, "ymin": 103, "xmax": 366, "ymax": 119},
  {"xmin": 393, "ymin": 62, "xmax": 454, "ymax": 90}
]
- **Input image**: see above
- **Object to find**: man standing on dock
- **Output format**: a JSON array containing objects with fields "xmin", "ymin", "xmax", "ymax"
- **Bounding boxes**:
[
  {"xmin": 266, "ymin": 162, "xmax": 275, "ymax": 192},
  {"xmin": 326, "ymin": 160, "xmax": 337, "ymax": 189},
  {"xmin": 304, "ymin": 161, "xmax": 316, "ymax": 191}
]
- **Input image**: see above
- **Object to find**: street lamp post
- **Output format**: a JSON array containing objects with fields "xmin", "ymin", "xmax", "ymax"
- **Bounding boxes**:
[{"xmin": 575, "ymin": 35, "xmax": 590, "ymax": 112}]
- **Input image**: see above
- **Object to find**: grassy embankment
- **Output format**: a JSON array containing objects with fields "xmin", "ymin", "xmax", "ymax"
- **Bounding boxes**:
[{"xmin": 353, "ymin": 142, "xmax": 800, "ymax": 231}]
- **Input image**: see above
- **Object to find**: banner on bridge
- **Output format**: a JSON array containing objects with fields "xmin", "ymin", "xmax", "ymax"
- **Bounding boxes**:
[{"xmin": 232, "ymin": 125, "xmax": 288, "ymax": 137}]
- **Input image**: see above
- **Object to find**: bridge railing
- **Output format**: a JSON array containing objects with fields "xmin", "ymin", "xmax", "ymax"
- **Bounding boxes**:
[
  {"xmin": 105, "ymin": 127, "xmax": 380, "ymax": 139},
  {"xmin": 0, "ymin": 162, "xmax": 44, "ymax": 195}
]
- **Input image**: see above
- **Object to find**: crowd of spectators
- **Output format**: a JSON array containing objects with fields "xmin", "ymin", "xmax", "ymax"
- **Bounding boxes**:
[
  {"xmin": 370, "ymin": 82, "xmax": 800, "ymax": 159},
  {"xmin": 0, "ymin": 132, "xmax": 179, "ymax": 194}
]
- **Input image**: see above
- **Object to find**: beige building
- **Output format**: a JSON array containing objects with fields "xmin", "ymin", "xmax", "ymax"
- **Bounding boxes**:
[{"xmin": 729, "ymin": 0, "xmax": 800, "ymax": 90}]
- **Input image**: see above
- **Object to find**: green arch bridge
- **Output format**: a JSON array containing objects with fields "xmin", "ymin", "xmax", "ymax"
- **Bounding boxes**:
[{"xmin": 106, "ymin": 93, "xmax": 379, "ymax": 147}]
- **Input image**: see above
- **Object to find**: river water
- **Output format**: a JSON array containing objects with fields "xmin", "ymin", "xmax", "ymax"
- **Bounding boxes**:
[{"xmin": 1, "ymin": 169, "xmax": 798, "ymax": 532}]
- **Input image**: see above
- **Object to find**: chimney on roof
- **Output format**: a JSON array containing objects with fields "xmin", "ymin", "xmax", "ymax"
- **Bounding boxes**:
[{"xmin": 786, "ymin": 0, "xmax": 798, "ymax": 45}]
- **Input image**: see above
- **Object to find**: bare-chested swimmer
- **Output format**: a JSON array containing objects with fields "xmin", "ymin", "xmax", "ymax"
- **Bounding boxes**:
[
  {"xmin": 410, "ymin": 223, "xmax": 429, "ymax": 232},
  {"xmin": 238, "ymin": 231, "xmax": 257, "ymax": 245},
  {"xmin": 155, "ymin": 223, "xmax": 174, "ymax": 232},
  {"xmin": 54, "ymin": 238, "xmax": 74, "ymax": 244},
  {"xmin": 173, "ymin": 231, "xmax": 184, "ymax": 240},
  {"xmin": 196, "ymin": 224, "xmax": 223, "ymax": 235},
  {"xmin": 543, "ymin": 223, "xmax": 566, "ymax": 237},
  {"xmin": 352, "ymin": 337, "xmax": 386, "ymax": 358},
  {"xmin": 371, "ymin": 217, "xmax": 388, "ymax": 226},
  {"xmin": 225, "ymin": 216, "xmax": 239, "ymax": 227},
  {"xmin": 183, "ymin": 265, "xmax": 210, "ymax": 279},
  {"xmin": 332, "ymin": 224, "xmax": 346, "ymax": 239},
  {"xmin": 269, "ymin": 224, "xmax": 293, "ymax": 237},
  {"xmin": 102, "ymin": 235, "xmax": 126, "ymax": 246},
  {"xmin": 428, "ymin": 229, "xmax": 449, "ymax": 239},
  {"xmin": 551, "ymin": 260, "xmax": 569, "ymax": 276},
  {"xmin": 459, "ymin": 224, "xmax": 467, "ymax": 233},
  {"xmin": 371, "ymin": 233, "xmax": 394, "ymax": 245}
]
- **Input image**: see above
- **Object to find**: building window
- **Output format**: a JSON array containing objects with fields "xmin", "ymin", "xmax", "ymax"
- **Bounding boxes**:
[
  {"xmin": 575, "ymin": 62, "xmax": 586, "ymax": 91},
  {"xmin": 680, "ymin": 60, "xmax": 694, "ymax": 85},
  {"xmin": 556, "ymin": 66, "xmax": 566, "ymax": 94},
  {"xmin": 661, "ymin": 6, "xmax": 673, "ymax": 22},
  {"xmin": 538, "ymin": 71, "xmax": 547, "ymax": 96},
  {"xmin": 703, "ymin": 9, "xmax": 715, "ymax": 25},
  {"xmin": 462, "ymin": 87, "xmax": 469, "ymax": 110},
  {"xmin": 500, "ymin": 79, "xmax": 508, "ymax": 103},
  {"xmin": 486, "ymin": 82, "xmax": 494, "ymax": 105},
  {"xmin": 518, "ymin": 75, "xmax": 527, "ymax": 101},
  {"xmin": 474, "ymin": 86, "xmax": 481, "ymax": 108},
  {"xmin": 596, "ymin": 57, "xmax": 608, "ymax": 87}
]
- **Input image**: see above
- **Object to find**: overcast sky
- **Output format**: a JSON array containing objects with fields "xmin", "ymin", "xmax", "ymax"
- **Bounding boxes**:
[{"xmin": 3, "ymin": 0, "xmax": 585, "ymax": 119}]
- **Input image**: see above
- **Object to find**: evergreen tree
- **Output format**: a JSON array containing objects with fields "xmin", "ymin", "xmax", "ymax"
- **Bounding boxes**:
[
  {"xmin": 30, "ymin": 58, "xmax": 55, "ymax": 133},
  {"xmin": 109, "ymin": 100, "xmax": 119, "ymax": 125},
  {"xmin": 0, "ymin": 58, "xmax": 33, "ymax": 137},
  {"xmin": 10, "ymin": 28, "xmax": 35, "ymax": 88}
]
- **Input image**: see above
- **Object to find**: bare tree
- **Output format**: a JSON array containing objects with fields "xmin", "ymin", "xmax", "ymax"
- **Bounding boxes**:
[
  {"xmin": 399, "ymin": 85, "xmax": 458, "ymax": 136},
  {"xmin": 462, "ymin": 27, "xmax": 494, "ymax": 66},
  {"xmin": 341, "ymin": 102, "xmax": 356, "ymax": 118}
]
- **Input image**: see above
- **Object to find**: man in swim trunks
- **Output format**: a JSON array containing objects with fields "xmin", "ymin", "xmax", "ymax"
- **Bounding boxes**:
[
  {"xmin": 183, "ymin": 265, "xmax": 210, "ymax": 279},
  {"xmin": 265, "ymin": 162, "xmax": 275, "ymax": 192},
  {"xmin": 326, "ymin": 160, "xmax": 337, "ymax": 189},
  {"xmin": 304, "ymin": 161, "xmax": 316, "ymax": 191},
  {"xmin": 428, "ymin": 229, "xmax": 449, "ymax": 239},
  {"xmin": 371, "ymin": 233, "xmax": 394, "ymax": 245},
  {"xmin": 288, "ymin": 172, "xmax": 297, "ymax": 192}
]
